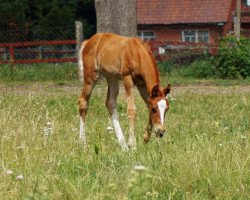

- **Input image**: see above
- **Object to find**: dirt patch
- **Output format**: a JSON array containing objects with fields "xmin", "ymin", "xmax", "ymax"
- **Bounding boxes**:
[
  {"xmin": 0, "ymin": 83, "xmax": 80, "ymax": 95},
  {"xmin": 172, "ymin": 85, "xmax": 250, "ymax": 95}
]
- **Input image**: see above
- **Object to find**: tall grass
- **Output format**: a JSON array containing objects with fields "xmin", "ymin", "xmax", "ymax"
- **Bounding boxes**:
[{"xmin": 0, "ymin": 84, "xmax": 249, "ymax": 199}]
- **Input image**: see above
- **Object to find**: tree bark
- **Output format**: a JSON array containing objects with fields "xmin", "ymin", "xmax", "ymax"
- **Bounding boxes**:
[{"xmin": 95, "ymin": 0, "xmax": 137, "ymax": 37}]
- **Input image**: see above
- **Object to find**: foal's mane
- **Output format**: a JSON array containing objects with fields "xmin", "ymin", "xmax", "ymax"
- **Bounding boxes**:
[{"xmin": 135, "ymin": 38, "xmax": 160, "ymax": 85}]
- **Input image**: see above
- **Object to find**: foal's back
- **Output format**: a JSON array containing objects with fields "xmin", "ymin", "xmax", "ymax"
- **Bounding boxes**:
[{"xmin": 82, "ymin": 33, "xmax": 153, "ymax": 80}]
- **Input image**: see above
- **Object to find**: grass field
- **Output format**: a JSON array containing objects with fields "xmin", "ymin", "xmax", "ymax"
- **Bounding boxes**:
[
  {"xmin": 0, "ymin": 79, "xmax": 250, "ymax": 199},
  {"xmin": 1, "ymin": 63, "xmax": 250, "ymax": 86}
]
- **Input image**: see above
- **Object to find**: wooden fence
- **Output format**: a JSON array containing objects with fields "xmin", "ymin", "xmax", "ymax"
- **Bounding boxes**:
[
  {"xmin": 0, "ymin": 38, "xmax": 218, "ymax": 65},
  {"xmin": 0, "ymin": 40, "xmax": 77, "ymax": 64},
  {"xmin": 148, "ymin": 41, "xmax": 218, "ymax": 62}
]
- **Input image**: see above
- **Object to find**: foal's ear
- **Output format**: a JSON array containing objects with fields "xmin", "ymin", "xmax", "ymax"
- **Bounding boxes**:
[
  {"xmin": 163, "ymin": 84, "xmax": 171, "ymax": 96},
  {"xmin": 150, "ymin": 85, "xmax": 160, "ymax": 98}
]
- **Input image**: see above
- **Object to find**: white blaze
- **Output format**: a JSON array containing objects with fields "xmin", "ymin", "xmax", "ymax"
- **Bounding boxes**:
[{"xmin": 157, "ymin": 99, "xmax": 167, "ymax": 125}]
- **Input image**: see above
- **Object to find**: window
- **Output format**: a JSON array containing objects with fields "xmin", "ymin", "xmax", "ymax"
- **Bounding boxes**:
[
  {"xmin": 182, "ymin": 30, "xmax": 210, "ymax": 43},
  {"xmin": 247, "ymin": 0, "xmax": 250, "ymax": 6},
  {"xmin": 182, "ymin": 30, "xmax": 196, "ymax": 42},
  {"xmin": 198, "ymin": 31, "xmax": 210, "ymax": 43},
  {"xmin": 138, "ymin": 31, "xmax": 155, "ymax": 40}
]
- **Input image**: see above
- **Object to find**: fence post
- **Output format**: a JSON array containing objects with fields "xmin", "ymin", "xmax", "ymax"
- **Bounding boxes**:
[
  {"xmin": 75, "ymin": 21, "xmax": 84, "ymax": 83},
  {"xmin": 9, "ymin": 45, "xmax": 15, "ymax": 80}
]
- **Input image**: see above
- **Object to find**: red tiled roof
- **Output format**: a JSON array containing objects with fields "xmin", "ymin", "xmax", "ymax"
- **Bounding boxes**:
[{"xmin": 137, "ymin": 0, "xmax": 234, "ymax": 25}]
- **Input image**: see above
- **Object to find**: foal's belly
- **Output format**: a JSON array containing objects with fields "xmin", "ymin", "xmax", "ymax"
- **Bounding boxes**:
[{"xmin": 99, "ymin": 62, "xmax": 131, "ymax": 81}]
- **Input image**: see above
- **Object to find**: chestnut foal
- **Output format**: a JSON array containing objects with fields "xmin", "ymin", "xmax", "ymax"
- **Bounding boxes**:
[{"xmin": 78, "ymin": 33, "xmax": 171, "ymax": 151}]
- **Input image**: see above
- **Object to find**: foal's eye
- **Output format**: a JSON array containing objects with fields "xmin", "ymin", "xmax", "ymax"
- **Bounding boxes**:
[{"xmin": 151, "ymin": 108, "xmax": 157, "ymax": 113}]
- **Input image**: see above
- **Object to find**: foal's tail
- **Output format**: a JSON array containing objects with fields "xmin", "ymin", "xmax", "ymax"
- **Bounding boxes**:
[{"xmin": 78, "ymin": 40, "xmax": 88, "ymax": 83}]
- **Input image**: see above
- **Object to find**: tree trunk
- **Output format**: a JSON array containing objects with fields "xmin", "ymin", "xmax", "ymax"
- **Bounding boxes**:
[{"xmin": 95, "ymin": 0, "xmax": 137, "ymax": 37}]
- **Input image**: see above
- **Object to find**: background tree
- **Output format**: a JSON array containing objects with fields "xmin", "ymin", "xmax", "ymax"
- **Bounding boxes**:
[
  {"xmin": 0, "ymin": 0, "xmax": 96, "ymax": 41},
  {"xmin": 0, "ymin": 0, "xmax": 29, "ymax": 30},
  {"xmin": 95, "ymin": 0, "xmax": 137, "ymax": 37}
]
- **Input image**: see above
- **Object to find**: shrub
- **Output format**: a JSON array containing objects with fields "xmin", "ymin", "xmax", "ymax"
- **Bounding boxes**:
[
  {"xmin": 159, "ymin": 59, "xmax": 216, "ymax": 79},
  {"xmin": 180, "ymin": 59, "xmax": 216, "ymax": 79},
  {"xmin": 158, "ymin": 61, "xmax": 176, "ymax": 74},
  {"xmin": 215, "ymin": 36, "xmax": 250, "ymax": 79}
]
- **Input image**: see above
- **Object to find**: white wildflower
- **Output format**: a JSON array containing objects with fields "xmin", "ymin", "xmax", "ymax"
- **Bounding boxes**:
[
  {"xmin": 46, "ymin": 122, "xmax": 52, "ymax": 126},
  {"xmin": 42, "ymin": 121, "xmax": 54, "ymax": 136},
  {"xmin": 17, "ymin": 174, "xmax": 24, "ymax": 180},
  {"xmin": 107, "ymin": 126, "xmax": 113, "ymax": 131},
  {"xmin": 6, "ymin": 170, "xmax": 13, "ymax": 175},
  {"xmin": 133, "ymin": 165, "xmax": 147, "ymax": 171},
  {"xmin": 17, "ymin": 145, "xmax": 25, "ymax": 150}
]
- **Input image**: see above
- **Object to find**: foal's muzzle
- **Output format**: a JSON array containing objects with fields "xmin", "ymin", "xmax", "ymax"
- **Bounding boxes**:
[{"xmin": 155, "ymin": 129, "xmax": 165, "ymax": 138}]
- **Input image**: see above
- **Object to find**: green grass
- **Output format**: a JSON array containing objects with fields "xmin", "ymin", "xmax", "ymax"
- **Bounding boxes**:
[
  {"xmin": 0, "ymin": 63, "xmax": 78, "ymax": 83},
  {"xmin": 1, "ymin": 63, "xmax": 250, "ymax": 86},
  {"xmin": 1, "ymin": 82, "xmax": 250, "ymax": 199},
  {"xmin": 164, "ymin": 74, "xmax": 250, "ymax": 86},
  {"xmin": 158, "ymin": 60, "xmax": 250, "ymax": 86}
]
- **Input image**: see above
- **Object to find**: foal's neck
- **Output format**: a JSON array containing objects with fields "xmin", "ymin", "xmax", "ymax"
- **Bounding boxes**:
[{"xmin": 140, "ymin": 55, "xmax": 160, "ymax": 92}]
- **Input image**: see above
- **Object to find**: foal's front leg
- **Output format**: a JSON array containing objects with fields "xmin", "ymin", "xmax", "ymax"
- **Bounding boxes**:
[
  {"xmin": 136, "ymin": 82, "xmax": 152, "ymax": 143},
  {"xmin": 124, "ymin": 76, "xmax": 137, "ymax": 149},
  {"xmin": 78, "ymin": 81, "xmax": 95, "ymax": 148},
  {"xmin": 106, "ymin": 79, "xmax": 128, "ymax": 151},
  {"xmin": 144, "ymin": 116, "xmax": 153, "ymax": 143}
]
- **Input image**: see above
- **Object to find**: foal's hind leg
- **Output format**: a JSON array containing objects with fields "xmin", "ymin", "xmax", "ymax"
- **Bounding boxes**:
[
  {"xmin": 123, "ymin": 75, "xmax": 137, "ymax": 149},
  {"xmin": 78, "ymin": 80, "xmax": 96, "ymax": 148},
  {"xmin": 136, "ymin": 82, "xmax": 152, "ymax": 143},
  {"xmin": 106, "ymin": 79, "xmax": 128, "ymax": 151}
]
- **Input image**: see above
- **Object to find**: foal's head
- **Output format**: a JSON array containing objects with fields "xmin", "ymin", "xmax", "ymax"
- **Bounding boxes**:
[{"xmin": 148, "ymin": 84, "xmax": 171, "ymax": 138}]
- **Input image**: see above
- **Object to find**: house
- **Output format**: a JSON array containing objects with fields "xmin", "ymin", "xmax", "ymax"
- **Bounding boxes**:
[
  {"xmin": 241, "ymin": 0, "xmax": 250, "ymax": 37},
  {"xmin": 137, "ymin": 0, "xmax": 250, "ymax": 43}
]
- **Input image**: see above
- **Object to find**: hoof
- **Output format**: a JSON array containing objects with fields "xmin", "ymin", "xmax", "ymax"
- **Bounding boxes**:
[
  {"xmin": 127, "ymin": 138, "xmax": 137, "ymax": 150},
  {"xmin": 128, "ymin": 144, "xmax": 137, "ymax": 151},
  {"xmin": 143, "ymin": 133, "xmax": 150, "ymax": 143},
  {"xmin": 122, "ymin": 145, "xmax": 129, "ymax": 152}
]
